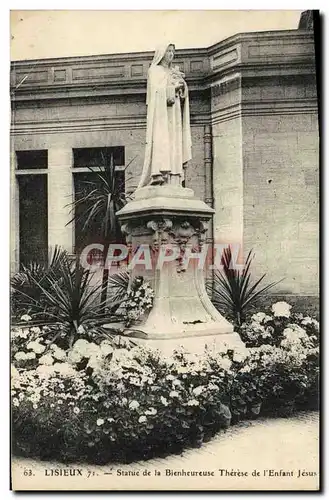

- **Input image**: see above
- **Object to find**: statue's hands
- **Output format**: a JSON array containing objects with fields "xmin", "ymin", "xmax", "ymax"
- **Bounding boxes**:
[{"xmin": 167, "ymin": 97, "xmax": 175, "ymax": 106}]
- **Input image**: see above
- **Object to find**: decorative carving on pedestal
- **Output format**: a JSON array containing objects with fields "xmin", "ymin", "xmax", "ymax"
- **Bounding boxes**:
[{"xmin": 146, "ymin": 218, "xmax": 173, "ymax": 251}]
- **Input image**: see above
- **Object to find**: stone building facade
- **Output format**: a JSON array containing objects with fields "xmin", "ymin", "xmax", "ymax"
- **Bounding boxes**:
[{"xmin": 10, "ymin": 28, "xmax": 319, "ymax": 304}]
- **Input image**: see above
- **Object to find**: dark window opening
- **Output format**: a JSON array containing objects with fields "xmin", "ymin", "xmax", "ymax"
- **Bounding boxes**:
[
  {"xmin": 73, "ymin": 147, "xmax": 124, "ymax": 168},
  {"xmin": 18, "ymin": 175, "xmax": 48, "ymax": 266},
  {"xmin": 16, "ymin": 150, "xmax": 48, "ymax": 170}
]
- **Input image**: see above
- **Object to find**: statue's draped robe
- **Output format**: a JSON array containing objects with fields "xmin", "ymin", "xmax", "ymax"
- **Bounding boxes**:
[{"xmin": 138, "ymin": 48, "xmax": 192, "ymax": 188}]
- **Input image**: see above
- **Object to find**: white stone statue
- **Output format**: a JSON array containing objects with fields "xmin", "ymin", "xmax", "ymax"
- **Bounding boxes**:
[{"xmin": 138, "ymin": 43, "xmax": 192, "ymax": 189}]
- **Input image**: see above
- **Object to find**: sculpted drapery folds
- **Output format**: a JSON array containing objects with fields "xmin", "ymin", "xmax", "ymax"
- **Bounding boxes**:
[{"xmin": 137, "ymin": 43, "xmax": 192, "ymax": 189}]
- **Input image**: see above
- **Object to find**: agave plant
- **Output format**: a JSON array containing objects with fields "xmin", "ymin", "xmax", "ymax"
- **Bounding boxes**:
[
  {"xmin": 67, "ymin": 153, "xmax": 135, "ymax": 307},
  {"xmin": 21, "ymin": 253, "xmax": 117, "ymax": 348},
  {"xmin": 208, "ymin": 247, "xmax": 283, "ymax": 327},
  {"xmin": 11, "ymin": 245, "xmax": 67, "ymax": 321}
]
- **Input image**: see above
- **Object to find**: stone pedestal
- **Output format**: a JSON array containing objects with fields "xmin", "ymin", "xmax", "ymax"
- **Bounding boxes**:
[{"xmin": 113, "ymin": 185, "xmax": 244, "ymax": 352}]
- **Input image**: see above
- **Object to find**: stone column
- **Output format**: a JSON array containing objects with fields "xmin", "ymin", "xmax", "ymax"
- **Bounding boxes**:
[{"xmin": 48, "ymin": 148, "xmax": 74, "ymax": 256}]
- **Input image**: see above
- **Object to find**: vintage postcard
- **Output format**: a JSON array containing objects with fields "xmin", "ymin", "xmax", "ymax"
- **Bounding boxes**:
[{"xmin": 10, "ymin": 9, "xmax": 320, "ymax": 491}]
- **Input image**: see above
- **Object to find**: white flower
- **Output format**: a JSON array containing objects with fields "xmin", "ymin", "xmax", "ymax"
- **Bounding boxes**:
[
  {"xmin": 67, "ymin": 350, "xmax": 83, "ymax": 364},
  {"xmin": 240, "ymin": 365, "xmax": 251, "ymax": 373},
  {"xmin": 87, "ymin": 354, "xmax": 102, "ymax": 370},
  {"xmin": 107, "ymin": 418, "xmax": 115, "ymax": 423},
  {"xmin": 138, "ymin": 415, "xmax": 147, "ymax": 423},
  {"xmin": 58, "ymin": 399, "xmax": 63, "ymax": 405},
  {"xmin": 145, "ymin": 407, "xmax": 157, "ymax": 416},
  {"xmin": 177, "ymin": 366, "xmax": 189, "ymax": 374},
  {"xmin": 30, "ymin": 327, "xmax": 41, "ymax": 334},
  {"xmin": 160, "ymin": 396, "xmax": 169, "ymax": 406},
  {"xmin": 14, "ymin": 351, "xmax": 27, "ymax": 361},
  {"xmin": 97, "ymin": 418, "xmax": 105, "ymax": 426},
  {"xmin": 12, "ymin": 398, "xmax": 19, "ymax": 407},
  {"xmin": 192, "ymin": 386, "xmax": 204, "ymax": 397},
  {"xmin": 77, "ymin": 325, "xmax": 86, "ymax": 334},
  {"xmin": 33, "ymin": 404, "xmax": 38, "ymax": 410},
  {"xmin": 169, "ymin": 391, "xmax": 179, "ymax": 398},
  {"xmin": 20, "ymin": 314, "xmax": 31, "ymax": 322},
  {"xmin": 251, "ymin": 312, "xmax": 267, "ymax": 323},
  {"xmin": 233, "ymin": 351, "xmax": 247, "ymax": 363},
  {"xmin": 36, "ymin": 364, "xmax": 55, "ymax": 378},
  {"xmin": 73, "ymin": 407, "xmax": 80, "ymax": 414},
  {"xmin": 72, "ymin": 338, "xmax": 90, "ymax": 352},
  {"xmin": 53, "ymin": 362, "xmax": 76, "ymax": 377},
  {"xmin": 28, "ymin": 393, "xmax": 41, "ymax": 404},
  {"xmin": 27, "ymin": 341, "xmax": 45, "ymax": 354},
  {"xmin": 218, "ymin": 357, "xmax": 232, "ymax": 371},
  {"xmin": 187, "ymin": 399, "xmax": 199, "ymax": 406},
  {"xmin": 301, "ymin": 317, "xmax": 319, "ymax": 330},
  {"xmin": 100, "ymin": 342, "xmax": 114, "ymax": 357},
  {"xmin": 165, "ymin": 374, "xmax": 175, "ymax": 381},
  {"xmin": 25, "ymin": 352, "xmax": 36, "ymax": 360},
  {"xmin": 271, "ymin": 301, "xmax": 292, "ymax": 318},
  {"xmin": 39, "ymin": 354, "xmax": 54, "ymax": 366},
  {"xmin": 128, "ymin": 400, "xmax": 140, "ymax": 410},
  {"xmin": 51, "ymin": 346, "xmax": 67, "ymax": 362}
]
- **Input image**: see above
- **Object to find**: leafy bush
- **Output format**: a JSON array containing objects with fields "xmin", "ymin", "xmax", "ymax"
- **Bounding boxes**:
[{"xmin": 11, "ymin": 302, "xmax": 319, "ymax": 464}]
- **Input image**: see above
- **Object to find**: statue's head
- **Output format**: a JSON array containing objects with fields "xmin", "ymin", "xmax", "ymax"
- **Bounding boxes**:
[
  {"xmin": 161, "ymin": 44, "xmax": 175, "ymax": 65},
  {"xmin": 152, "ymin": 43, "xmax": 175, "ymax": 67}
]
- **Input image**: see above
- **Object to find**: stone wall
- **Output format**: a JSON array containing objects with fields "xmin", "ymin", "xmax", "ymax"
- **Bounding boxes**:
[
  {"xmin": 241, "ymin": 74, "xmax": 319, "ymax": 296},
  {"xmin": 11, "ymin": 29, "xmax": 319, "ymax": 299}
]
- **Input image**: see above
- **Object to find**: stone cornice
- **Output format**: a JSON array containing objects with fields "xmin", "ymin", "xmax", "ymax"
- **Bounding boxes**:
[
  {"xmin": 11, "ymin": 114, "xmax": 210, "ymax": 135},
  {"xmin": 11, "ymin": 30, "xmax": 316, "ymax": 102},
  {"xmin": 211, "ymin": 97, "xmax": 318, "ymax": 125}
]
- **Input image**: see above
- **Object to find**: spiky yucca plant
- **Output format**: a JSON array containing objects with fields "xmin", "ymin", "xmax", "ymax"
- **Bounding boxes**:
[
  {"xmin": 208, "ymin": 247, "xmax": 282, "ymax": 327},
  {"xmin": 67, "ymin": 153, "xmax": 134, "ymax": 307},
  {"xmin": 22, "ymin": 253, "xmax": 115, "ymax": 348},
  {"xmin": 11, "ymin": 245, "xmax": 66, "ymax": 321}
]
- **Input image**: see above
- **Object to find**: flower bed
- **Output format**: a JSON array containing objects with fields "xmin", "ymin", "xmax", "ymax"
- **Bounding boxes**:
[{"xmin": 11, "ymin": 302, "xmax": 319, "ymax": 465}]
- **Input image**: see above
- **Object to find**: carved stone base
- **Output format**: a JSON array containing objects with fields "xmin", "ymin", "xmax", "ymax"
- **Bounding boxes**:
[
  {"xmin": 115, "ymin": 185, "xmax": 243, "ymax": 348},
  {"xmin": 114, "ymin": 332, "xmax": 246, "ymax": 357}
]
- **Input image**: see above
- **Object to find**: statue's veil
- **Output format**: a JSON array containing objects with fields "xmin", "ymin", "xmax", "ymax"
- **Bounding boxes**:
[
  {"xmin": 146, "ymin": 43, "xmax": 174, "ymax": 106},
  {"xmin": 150, "ymin": 43, "xmax": 174, "ymax": 67}
]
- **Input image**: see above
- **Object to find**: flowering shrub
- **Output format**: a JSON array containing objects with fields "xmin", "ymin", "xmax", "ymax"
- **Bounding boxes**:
[
  {"xmin": 238, "ymin": 302, "xmax": 319, "ymax": 416},
  {"xmin": 120, "ymin": 277, "xmax": 154, "ymax": 326},
  {"xmin": 12, "ymin": 342, "xmax": 231, "ymax": 463},
  {"xmin": 11, "ymin": 301, "xmax": 319, "ymax": 464}
]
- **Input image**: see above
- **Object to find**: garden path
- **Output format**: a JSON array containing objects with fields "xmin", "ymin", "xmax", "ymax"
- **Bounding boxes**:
[{"xmin": 12, "ymin": 411, "xmax": 319, "ymax": 491}]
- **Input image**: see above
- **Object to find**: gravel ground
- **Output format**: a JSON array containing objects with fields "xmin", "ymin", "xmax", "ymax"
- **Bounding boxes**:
[{"xmin": 11, "ymin": 411, "xmax": 319, "ymax": 491}]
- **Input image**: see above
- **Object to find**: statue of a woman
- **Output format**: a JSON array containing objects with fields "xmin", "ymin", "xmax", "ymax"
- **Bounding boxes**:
[{"xmin": 137, "ymin": 43, "xmax": 192, "ymax": 189}]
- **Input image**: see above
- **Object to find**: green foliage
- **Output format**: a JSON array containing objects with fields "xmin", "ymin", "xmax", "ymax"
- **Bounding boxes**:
[
  {"xmin": 66, "ymin": 154, "xmax": 134, "ymax": 306},
  {"xmin": 106, "ymin": 271, "xmax": 130, "ymax": 312},
  {"xmin": 11, "ymin": 246, "xmax": 67, "ymax": 321},
  {"xmin": 12, "ymin": 252, "xmax": 117, "ymax": 349},
  {"xmin": 208, "ymin": 247, "xmax": 282, "ymax": 327}
]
